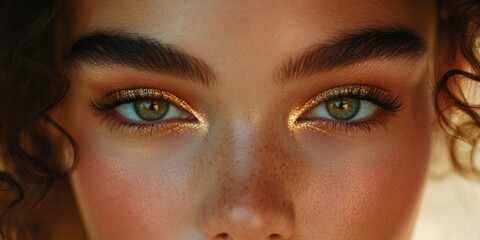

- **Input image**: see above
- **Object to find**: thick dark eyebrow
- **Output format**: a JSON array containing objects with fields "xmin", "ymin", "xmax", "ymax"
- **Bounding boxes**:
[
  {"xmin": 278, "ymin": 28, "xmax": 426, "ymax": 83},
  {"xmin": 65, "ymin": 32, "xmax": 215, "ymax": 87}
]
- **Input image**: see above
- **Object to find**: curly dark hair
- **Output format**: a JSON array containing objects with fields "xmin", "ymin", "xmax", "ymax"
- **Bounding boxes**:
[
  {"xmin": 435, "ymin": 0, "xmax": 480, "ymax": 177},
  {"xmin": 0, "ymin": 0, "xmax": 479, "ymax": 239},
  {"xmin": 0, "ymin": 1, "xmax": 73, "ymax": 239}
]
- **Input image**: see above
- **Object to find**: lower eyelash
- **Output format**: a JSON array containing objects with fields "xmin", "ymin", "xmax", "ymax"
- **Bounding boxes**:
[
  {"xmin": 319, "ymin": 113, "xmax": 391, "ymax": 134},
  {"xmin": 95, "ymin": 111, "xmax": 160, "ymax": 135},
  {"xmin": 98, "ymin": 112, "xmax": 198, "ymax": 136}
]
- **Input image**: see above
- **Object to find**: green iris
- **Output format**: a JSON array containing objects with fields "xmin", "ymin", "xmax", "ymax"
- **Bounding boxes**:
[
  {"xmin": 134, "ymin": 100, "xmax": 169, "ymax": 121},
  {"xmin": 326, "ymin": 98, "xmax": 361, "ymax": 120}
]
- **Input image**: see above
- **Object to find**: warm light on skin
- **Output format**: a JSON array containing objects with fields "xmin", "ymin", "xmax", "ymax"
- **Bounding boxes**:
[{"xmin": 53, "ymin": 0, "xmax": 437, "ymax": 239}]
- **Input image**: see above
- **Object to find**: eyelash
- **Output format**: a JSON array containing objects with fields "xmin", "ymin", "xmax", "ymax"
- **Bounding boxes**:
[
  {"xmin": 295, "ymin": 84, "xmax": 403, "ymax": 133},
  {"xmin": 90, "ymin": 88, "xmax": 198, "ymax": 134}
]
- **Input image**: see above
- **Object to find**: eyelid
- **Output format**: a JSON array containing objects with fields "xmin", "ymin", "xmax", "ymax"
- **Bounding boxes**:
[{"xmin": 288, "ymin": 85, "xmax": 403, "ymax": 127}]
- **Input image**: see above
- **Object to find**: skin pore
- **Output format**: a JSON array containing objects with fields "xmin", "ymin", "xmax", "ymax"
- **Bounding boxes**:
[{"xmin": 53, "ymin": 0, "xmax": 438, "ymax": 239}]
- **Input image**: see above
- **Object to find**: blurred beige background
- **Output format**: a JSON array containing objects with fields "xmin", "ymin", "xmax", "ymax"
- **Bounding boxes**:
[{"xmin": 412, "ymin": 126, "xmax": 480, "ymax": 240}]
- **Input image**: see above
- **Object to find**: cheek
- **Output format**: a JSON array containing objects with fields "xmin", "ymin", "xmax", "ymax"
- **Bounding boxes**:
[
  {"xmin": 69, "ymin": 129, "xmax": 202, "ymax": 239},
  {"xmin": 296, "ymin": 131, "xmax": 430, "ymax": 239}
]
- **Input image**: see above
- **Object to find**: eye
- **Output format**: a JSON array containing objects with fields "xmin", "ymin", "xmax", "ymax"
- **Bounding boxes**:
[
  {"xmin": 293, "ymin": 85, "xmax": 403, "ymax": 133},
  {"xmin": 305, "ymin": 97, "xmax": 378, "ymax": 121},
  {"xmin": 115, "ymin": 99, "xmax": 191, "ymax": 122},
  {"xmin": 90, "ymin": 88, "xmax": 202, "ymax": 134}
]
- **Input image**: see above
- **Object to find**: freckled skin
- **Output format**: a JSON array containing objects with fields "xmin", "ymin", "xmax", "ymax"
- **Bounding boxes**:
[{"xmin": 54, "ymin": 0, "xmax": 437, "ymax": 239}]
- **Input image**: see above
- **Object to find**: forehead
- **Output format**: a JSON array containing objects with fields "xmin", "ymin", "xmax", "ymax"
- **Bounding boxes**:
[{"xmin": 61, "ymin": 0, "xmax": 436, "ymax": 44}]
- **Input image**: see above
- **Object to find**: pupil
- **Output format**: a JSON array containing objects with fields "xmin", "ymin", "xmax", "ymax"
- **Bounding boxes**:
[
  {"xmin": 335, "ymin": 100, "xmax": 348, "ymax": 110},
  {"xmin": 148, "ymin": 102, "xmax": 158, "ymax": 111}
]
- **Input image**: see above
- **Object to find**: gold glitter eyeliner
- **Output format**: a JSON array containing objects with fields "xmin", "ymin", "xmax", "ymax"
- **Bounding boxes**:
[
  {"xmin": 90, "ymin": 88, "xmax": 207, "ymax": 135},
  {"xmin": 289, "ymin": 85, "xmax": 402, "ymax": 133}
]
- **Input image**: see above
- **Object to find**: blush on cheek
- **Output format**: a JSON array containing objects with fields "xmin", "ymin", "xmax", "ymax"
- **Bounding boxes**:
[
  {"xmin": 71, "ymin": 156, "xmax": 187, "ymax": 239},
  {"xmin": 294, "ymin": 119, "xmax": 431, "ymax": 239},
  {"xmin": 346, "ymin": 136, "xmax": 430, "ymax": 240}
]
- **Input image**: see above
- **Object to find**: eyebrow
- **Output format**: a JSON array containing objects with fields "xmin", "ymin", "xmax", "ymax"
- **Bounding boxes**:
[
  {"xmin": 66, "ymin": 28, "xmax": 426, "ymax": 87},
  {"xmin": 278, "ymin": 28, "xmax": 426, "ymax": 83},
  {"xmin": 65, "ymin": 32, "xmax": 215, "ymax": 87}
]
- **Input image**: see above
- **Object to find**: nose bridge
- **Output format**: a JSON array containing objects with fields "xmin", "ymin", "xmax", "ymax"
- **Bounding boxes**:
[
  {"xmin": 222, "ymin": 117, "xmax": 288, "ymax": 188},
  {"xmin": 235, "ymin": 124, "xmax": 272, "ymax": 173},
  {"xmin": 200, "ymin": 119, "xmax": 295, "ymax": 239}
]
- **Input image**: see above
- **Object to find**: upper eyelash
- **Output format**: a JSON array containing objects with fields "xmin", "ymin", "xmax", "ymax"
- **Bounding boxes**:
[
  {"xmin": 307, "ymin": 85, "xmax": 403, "ymax": 112},
  {"xmin": 90, "ymin": 88, "xmax": 169, "ymax": 111}
]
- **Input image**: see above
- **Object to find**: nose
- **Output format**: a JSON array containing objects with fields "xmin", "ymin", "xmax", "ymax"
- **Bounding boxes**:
[
  {"xmin": 201, "ymin": 185, "xmax": 295, "ymax": 240},
  {"xmin": 200, "ymin": 129, "xmax": 295, "ymax": 240}
]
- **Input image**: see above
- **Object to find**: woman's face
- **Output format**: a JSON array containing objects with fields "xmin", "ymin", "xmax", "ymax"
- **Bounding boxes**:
[{"xmin": 54, "ymin": 0, "xmax": 437, "ymax": 239}]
